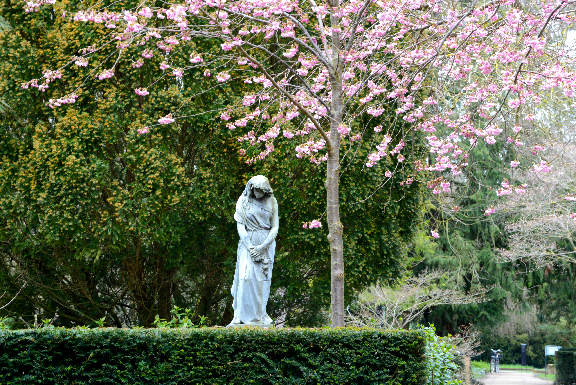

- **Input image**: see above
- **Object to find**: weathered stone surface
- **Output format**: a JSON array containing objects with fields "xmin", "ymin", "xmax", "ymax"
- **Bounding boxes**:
[{"xmin": 228, "ymin": 175, "xmax": 279, "ymax": 327}]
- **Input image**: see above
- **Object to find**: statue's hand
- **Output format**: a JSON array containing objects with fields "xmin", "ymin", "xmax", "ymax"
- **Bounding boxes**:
[
  {"xmin": 253, "ymin": 244, "xmax": 267, "ymax": 256},
  {"xmin": 249, "ymin": 246, "xmax": 264, "ymax": 262}
]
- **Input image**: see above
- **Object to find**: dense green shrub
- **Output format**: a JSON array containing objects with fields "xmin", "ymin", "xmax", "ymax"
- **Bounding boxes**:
[
  {"xmin": 0, "ymin": 327, "xmax": 426, "ymax": 385},
  {"xmin": 556, "ymin": 349, "xmax": 576, "ymax": 385},
  {"xmin": 419, "ymin": 326, "xmax": 461, "ymax": 385}
]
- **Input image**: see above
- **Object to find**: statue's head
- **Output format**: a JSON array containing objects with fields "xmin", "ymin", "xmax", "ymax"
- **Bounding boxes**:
[
  {"xmin": 245, "ymin": 175, "xmax": 273, "ymax": 199},
  {"xmin": 253, "ymin": 188, "xmax": 266, "ymax": 199}
]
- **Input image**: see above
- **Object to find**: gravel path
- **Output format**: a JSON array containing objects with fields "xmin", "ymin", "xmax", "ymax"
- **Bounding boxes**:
[{"xmin": 480, "ymin": 370, "xmax": 553, "ymax": 385}]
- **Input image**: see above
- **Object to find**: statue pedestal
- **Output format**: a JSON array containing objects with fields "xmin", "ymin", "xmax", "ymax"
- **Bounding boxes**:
[{"xmin": 227, "ymin": 320, "xmax": 273, "ymax": 328}]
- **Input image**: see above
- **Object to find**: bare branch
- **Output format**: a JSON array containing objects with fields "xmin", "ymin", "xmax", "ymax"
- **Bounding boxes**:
[
  {"xmin": 346, "ymin": 271, "xmax": 487, "ymax": 329},
  {"xmin": 0, "ymin": 282, "xmax": 27, "ymax": 311}
]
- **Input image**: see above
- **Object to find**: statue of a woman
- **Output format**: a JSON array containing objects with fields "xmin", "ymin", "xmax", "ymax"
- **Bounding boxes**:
[{"xmin": 228, "ymin": 175, "xmax": 279, "ymax": 327}]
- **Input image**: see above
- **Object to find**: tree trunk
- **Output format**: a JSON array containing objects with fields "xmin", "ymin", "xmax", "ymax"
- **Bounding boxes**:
[
  {"xmin": 464, "ymin": 356, "xmax": 471, "ymax": 385},
  {"xmin": 123, "ymin": 237, "xmax": 155, "ymax": 326},
  {"xmin": 328, "ymin": 0, "xmax": 345, "ymax": 327},
  {"xmin": 326, "ymin": 139, "xmax": 344, "ymax": 327},
  {"xmin": 157, "ymin": 258, "xmax": 174, "ymax": 321}
]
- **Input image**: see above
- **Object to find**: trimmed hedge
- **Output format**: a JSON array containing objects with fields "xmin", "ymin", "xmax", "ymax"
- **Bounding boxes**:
[
  {"xmin": 556, "ymin": 349, "xmax": 576, "ymax": 385},
  {"xmin": 0, "ymin": 327, "xmax": 426, "ymax": 384}
]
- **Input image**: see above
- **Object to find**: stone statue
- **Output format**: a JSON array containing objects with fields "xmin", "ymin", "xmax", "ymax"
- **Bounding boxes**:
[{"xmin": 228, "ymin": 175, "xmax": 279, "ymax": 327}]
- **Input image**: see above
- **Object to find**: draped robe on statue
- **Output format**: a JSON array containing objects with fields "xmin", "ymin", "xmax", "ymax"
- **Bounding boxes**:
[{"xmin": 229, "ymin": 176, "xmax": 277, "ymax": 327}]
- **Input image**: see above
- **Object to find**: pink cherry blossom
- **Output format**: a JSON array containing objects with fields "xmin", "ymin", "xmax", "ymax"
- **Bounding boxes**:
[
  {"xmin": 508, "ymin": 98, "xmax": 521, "ymax": 109},
  {"xmin": 337, "ymin": 124, "xmax": 350, "ymax": 136},
  {"xmin": 28, "ymin": 0, "xmax": 576, "ymax": 331},
  {"xmin": 307, "ymin": 220, "xmax": 322, "ymax": 229},
  {"xmin": 484, "ymin": 136, "xmax": 496, "ymax": 145},
  {"xmin": 533, "ymin": 160, "xmax": 552, "ymax": 173},
  {"xmin": 138, "ymin": 7, "xmax": 153, "ymax": 18},
  {"xmin": 283, "ymin": 47, "xmax": 298, "ymax": 58},
  {"xmin": 367, "ymin": 107, "xmax": 384, "ymax": 117},
  {"xmin": 479, "ymin": 61, "xmax": 492, "ymax": 75},
  {"xmin": 216, "ymin": 72, "xmax": 231, "ymax": 82},
  {"xmin": 190, "ymin": 54, "xmax": 203, "ymax": 64},
  {"xmin": 73, "ymin": 57, "xmax": 88, "ymax": 67},
  {"xmin": 97, "ymin": 69, "xmax": 114, "ymax": 80},
  {"xmin": 134, "ymin": 88, "xmax": 149, "ymax": 96},
  {"xmin": 24, "ymin": 0, "xmax": 55, "ymax": 13},
  {"xmin": 243, "ymin": 95, "xmax": 257, "ymax": 106},
  {"xmin": 158, "ymin": 114, "xmax": 175, "ymax": 125},
  {"xmin": 497, "ymin": 188, "xmax": 512, "ymax": 197},
  {"xmin": 47, "ymin": 93, "xmax": 78, "ymax": 108},
  {"xmin": 296, "ymin": 68, "xmax": 308, "ymax": 76},
  {"xmin": 514, "ymin": 185, "xmax": 526, "ymax": 195},
  {"xmin": 221, "ymin": 42, "xmax": 234, "ymax": 51},
  {"xmin": 165, "ymin": 36, "xmax": 179, "ymax": 45},
  {"xmin": 531, "ymin": 145, "xmax": 545, "ymax": 154}
]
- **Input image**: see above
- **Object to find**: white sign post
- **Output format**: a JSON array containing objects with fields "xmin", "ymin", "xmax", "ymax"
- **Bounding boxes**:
[
  {"xmin": 545, "ymin": 345, "xmax": 562, "ymax": 374},
  {"xmin": 545, "ymin": 345, "xmax": 562, "ymax": 356}
]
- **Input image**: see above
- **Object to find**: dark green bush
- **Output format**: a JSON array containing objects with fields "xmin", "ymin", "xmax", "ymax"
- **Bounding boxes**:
[
  {"xmin": 0, "ymin": 327, "xmax": 426, "ymax": 385},
  {"xmin": 556, "ymin": 349, "xmax": 576, "ymax": 385}
]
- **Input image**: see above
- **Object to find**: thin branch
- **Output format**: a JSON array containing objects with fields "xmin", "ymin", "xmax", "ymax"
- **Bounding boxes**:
[
  {"xmin": 307, "ymin": 0, "xmax": 330, "ymax": 54},
  {"xmin": 344, "ymin": 0, "xmax": 373, "ymax": 52},
  {"xmin": 282, "ymin": 11, "xmax": 332, "ymax": 69},
  {"xmin": 0, "ymin": 282, "xmax": 27, "ymax": 311}
]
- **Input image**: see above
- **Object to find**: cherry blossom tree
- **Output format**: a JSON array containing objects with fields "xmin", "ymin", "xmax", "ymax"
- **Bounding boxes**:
[
  {"xmin": 23, "ymin": 0, "xmax": 576, "ymax": 326},
  {"xmin": 496, "ymin": 116, "xmax": 576, "ymax": 266}
]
